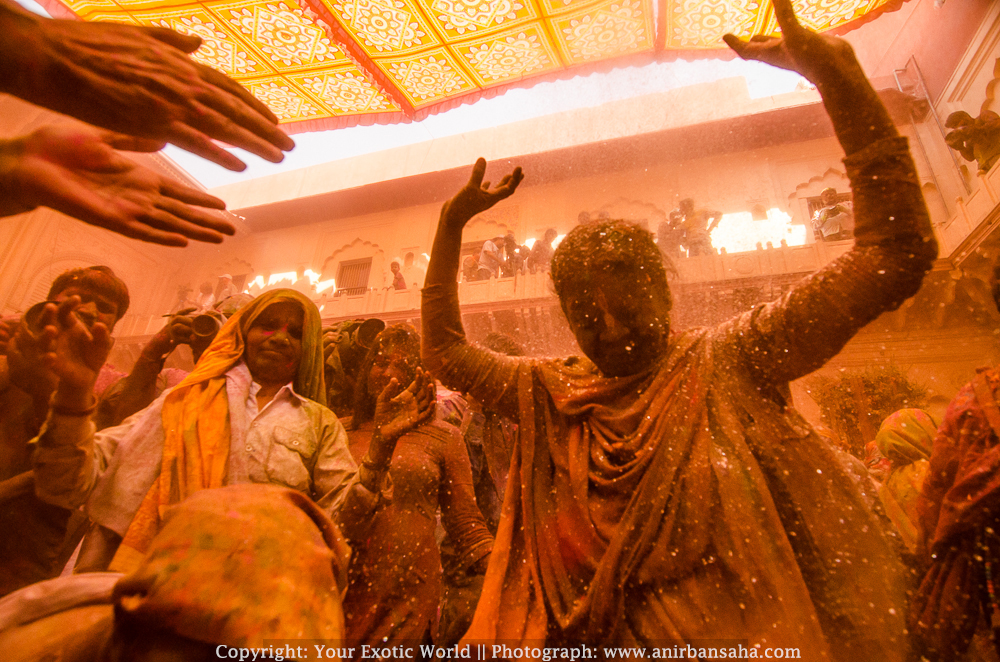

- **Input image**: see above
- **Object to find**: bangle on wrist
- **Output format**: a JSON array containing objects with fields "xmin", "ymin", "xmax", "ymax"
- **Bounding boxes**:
[
  {"xmin": 51, "ymin": 398, "xmax": 96, "ymax": 417},
  {"xmin": 361, "ymin": 454, "xmax": 390, "ymax": 473},
  {"xmin": 358, "ymin": 460, "xmax": 390, "ymax": 494}
]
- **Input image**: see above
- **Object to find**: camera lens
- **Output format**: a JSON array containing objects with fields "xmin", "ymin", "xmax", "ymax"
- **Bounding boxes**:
[{"xmin": 192, "ymin": 314, "xmax": 222, "ymax": 338}]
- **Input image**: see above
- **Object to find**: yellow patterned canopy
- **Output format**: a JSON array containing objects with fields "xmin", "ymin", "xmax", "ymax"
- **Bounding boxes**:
[{"xmin": 42, "ymin": 0, "xmax": 905, "ymax": 133}]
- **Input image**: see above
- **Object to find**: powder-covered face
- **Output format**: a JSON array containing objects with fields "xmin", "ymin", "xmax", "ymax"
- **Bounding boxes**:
[
  {"xmin": 561, "ymin": 270, "xmax": 671, "ymax": 378},
  {"xmin": 53, "ymin": 285, "xmax": 120, "ymax": 331},
  {"xmin": 367, "ymin": 341, "xmax": 418, "ymax": 400},
  {"xmin": 245, "ymin": 301, "xmax": 304, "ymax": 387}
]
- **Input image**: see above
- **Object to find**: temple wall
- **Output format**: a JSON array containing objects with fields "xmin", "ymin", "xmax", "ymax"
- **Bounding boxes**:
[
  {"xmin": 845, "ymin": 0, "xmax": 993, "ymax": 103},
  {"xmin": 187, "ymin": 135, "xmax": 869, "ymax": 286}
]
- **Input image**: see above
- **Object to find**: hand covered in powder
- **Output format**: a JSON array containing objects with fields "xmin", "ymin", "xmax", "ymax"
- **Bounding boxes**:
[
  {"xmin": 442, "ymin": 158, "xmax": 524, "ymax": 231},
  {"xmin": 0, "ymin": 125, "xmax": 235, "ymax": 246},
  {"xmin": 370, "ymin": 367, "xmax": 437, "ymax": 463},
  {"xmin": 0, "ymin": 0, "xmax": 294, "ymax": 171}
]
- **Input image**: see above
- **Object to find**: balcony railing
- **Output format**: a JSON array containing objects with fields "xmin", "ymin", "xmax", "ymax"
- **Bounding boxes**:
[{"xmin": 112, "ymin": 161, "xmax": 1000, "ymax": 340}]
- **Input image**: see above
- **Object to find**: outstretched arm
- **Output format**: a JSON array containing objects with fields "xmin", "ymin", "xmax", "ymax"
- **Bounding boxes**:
[
  {"xmin": 719, "ymin": 0, "xmax": 937, "ymax": 386},
  {"xmin": 706, "ymin": 210, "xmax": 723, "ymax": 234},
  {"xmin": 0, "ymin": 0, "xmax": 293, "ymax": 171},
  {"xmin": 724, "ymin": 0, "xmax": 896, "ymax": 156},
  {"xmin": 0, "ymin": 125, "xmax": 234, "ymax": 246},
  {"xmin": 422, "ymin": 159, "xmax": 525, "ymax": 418}
]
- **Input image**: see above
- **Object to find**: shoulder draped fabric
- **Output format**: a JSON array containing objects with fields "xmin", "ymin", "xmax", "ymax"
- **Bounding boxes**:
[
  {"xmin": 874, "ymin": 408, "xmax": 935, "ymax": 553},
  {"xmin": 442, "ymin": 333, "xmax": 906, "ymax": 655},
  {"xmin": 911, "ymin": 368, "xmax": 1000, "ymax": 656},
  {"xmin": 423, "ymin": 136, "xmax": 936, "ymax": 660},
  {"xmin": 116, "ymin": 289, "xmax": 326, "ymax": 567}
]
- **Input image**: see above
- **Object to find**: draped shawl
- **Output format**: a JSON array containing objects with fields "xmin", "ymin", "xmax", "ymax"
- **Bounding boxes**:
[{"xmin": 458, "ymin": 328, "xmax": 908, "ymax": 659}]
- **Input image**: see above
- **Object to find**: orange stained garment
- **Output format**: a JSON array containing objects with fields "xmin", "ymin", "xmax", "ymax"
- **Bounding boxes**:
[
  {"xmin": 342, "ymin": 419, "xmax": 493, "ymax": 654},
  {"xmin": 422, "ymin": 136, "xmax": 935, "ymax": 661}
]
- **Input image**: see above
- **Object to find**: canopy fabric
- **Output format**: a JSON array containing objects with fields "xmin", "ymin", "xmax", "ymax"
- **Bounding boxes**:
[{"xmin": 40, "ymin": 0, "xmax": 905, "ymax": 134}]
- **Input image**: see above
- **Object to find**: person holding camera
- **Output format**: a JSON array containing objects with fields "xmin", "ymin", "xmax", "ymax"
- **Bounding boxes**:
[
  {"xmin": 95, "ymin": 294, "xmax": 255, "ymax": 430},
  {"xmin": 0, "ymin": 266, "xmax": 130, "ymax": 595}
]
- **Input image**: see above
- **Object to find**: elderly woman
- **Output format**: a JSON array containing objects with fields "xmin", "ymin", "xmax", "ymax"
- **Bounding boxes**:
[
  {"xmin": 341, "ymin": 324, "xmax": 493, "ymax": 653},
  {"xmin": 30, "ymin": 289, "xmax": 434, "ymax": 572},
  {"xmin": 420, "ymin": 1, "xmax": 937, "ymax": 658}
]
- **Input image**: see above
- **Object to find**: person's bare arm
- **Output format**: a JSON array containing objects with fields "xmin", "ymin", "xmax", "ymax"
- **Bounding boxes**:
[
  {"xmin": 717, "ymin": 0, "xmax": 937, "ymax": 387},
  {"xmin": 95, "ymin": 312, "xmax": 197, "ymax": 428},
  {"xmin": 422, "ymin": 160, "xmax": 525, "ymax": 418},
  {"xmin": 0, "ymin": 0, "xmax": 293, "ymax": 171},
  {"xmin": 0, "ymin": 125, "xmax": 234, "ymax": 246},
  {"xmin": 706, "ymin": 210, "xmax": 723, "ymax": 234}
]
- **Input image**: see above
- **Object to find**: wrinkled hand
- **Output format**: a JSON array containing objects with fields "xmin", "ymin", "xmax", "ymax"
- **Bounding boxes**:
[
  {"xmin": 371, "ymin": 368, "xmax": 436, "ymax": 462},
  {"xmin": 166, "ymin": 308, "xmax": 199, "ymax": 347},
  {"xmin": 722, "ymin": 0, "xmax": 862, "ymax": 88},
  {"xmin": 442, "ymin": 158, "xmax": 523, "ymax": 230},
  {"xmin": 0, "ymin": 125, "xmax": 235, "ymax": 246},
  {"xmin": 0, "ymin": 315, "xmax": 18, "ymax": 355},
  {"xmin": 38, "ymin": 297, "xmax": 114, "ymax": 393},
  {"xmin": 15, "ymin": 15, "xmax": 294, "ymax": 171},
  {"xmin": 6, "ymin": 316, "xmax": 58, "ymax": 396}
]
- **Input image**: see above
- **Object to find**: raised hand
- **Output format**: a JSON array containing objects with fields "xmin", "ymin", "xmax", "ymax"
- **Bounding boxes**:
[
  {"xmin": 139, "ymin": 307, "xmax": 199, "ymax": 362},
  {"xmin": 723, "ymin": 0, "xmax": 895, "ymax": 155},
  {"xmin": 442, "ymin": 158, "xmax": 524, "ymax": 230},
  {"xmin": 6, "ymin": 314, "xmax": 58, "ymax": 397},
  {"xmin": 1, "ymin": 1, "xmax": 294, "ymax": 171},
  {"xmin": 370, "ymin": 368, "xmax": 437, "ymax": 463},
  {"xmin": 722, "ymin": 0, "xmax": 862, "ymax": 86},
  {"xmin": 0, "ymin": 125, "xmax": 235, "ymax": 246},
  {"xmin": 38, "ymin": 297, "xmax": 114, "ymax": 405}
]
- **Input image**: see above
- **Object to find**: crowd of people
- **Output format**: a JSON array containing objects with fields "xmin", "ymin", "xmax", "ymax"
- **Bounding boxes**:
[
  {"xmin": 463, "ymin": 228, "xmax": 558, "ymax": 282},
  {"xmin": 1, "ymin": 0, "xmax": 998, "ymax": 661}
]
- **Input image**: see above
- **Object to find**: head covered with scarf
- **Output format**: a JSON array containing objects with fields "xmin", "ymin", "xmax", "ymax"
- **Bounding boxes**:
[
  {"xmin": 115, "ymin": 290, "xmax": 327, "ymax": 569},
  {"xmin": 110, "ymin": 485, "xmax": 350, "ymax": 659},
  {"xmin": 875, "ymin": 408, "xmax": 936, "ymax": 553},
  {"xmin": 180, "ymin": 288, "xmax": 326, "ymax": 405},
  {"xmin": 876, "ymin": 408, "xmax": 935, "ymax": 468}
]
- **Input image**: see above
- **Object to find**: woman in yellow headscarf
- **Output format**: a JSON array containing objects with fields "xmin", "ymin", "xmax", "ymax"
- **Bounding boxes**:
[{"xmin": 30, "ymin": 288, "xmax": 434, "ymax": 573}]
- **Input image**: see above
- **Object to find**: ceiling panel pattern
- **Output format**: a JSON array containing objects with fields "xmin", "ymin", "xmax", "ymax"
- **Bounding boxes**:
[{"xmin": 44, "ymin": 0, "xmax": 904, "ymax": 133}]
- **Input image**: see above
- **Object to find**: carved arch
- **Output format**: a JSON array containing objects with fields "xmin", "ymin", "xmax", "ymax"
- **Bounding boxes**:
[
  {"xmin": 980, "ymin": 57, "xmax": 1000, "ymax": 115},
  {"xmin": 593, "ymin": 197, "xmax": 668, "ymax": 231},
  {"xmin": 788, "ymin": 168, "xmax": 850, "ymax": 226},
  {"xmin": 320, "ymin": 238, "xmax": 388, "ymax": 291},
  {"xmin": 464, "ymin": 205, "xmax": 520, "ymax": 242}
]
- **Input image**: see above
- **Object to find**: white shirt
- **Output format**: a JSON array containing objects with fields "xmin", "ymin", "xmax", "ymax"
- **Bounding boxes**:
[{"xmin": 34, "ymin": 362, "xmax": 370, "ymax": 537}]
